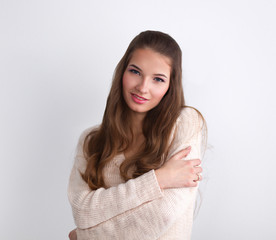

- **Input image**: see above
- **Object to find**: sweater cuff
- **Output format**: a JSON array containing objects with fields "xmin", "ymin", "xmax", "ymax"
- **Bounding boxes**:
[{"xmin": 135, "ymin": 170, "xmax": 164, "ymax": 201}]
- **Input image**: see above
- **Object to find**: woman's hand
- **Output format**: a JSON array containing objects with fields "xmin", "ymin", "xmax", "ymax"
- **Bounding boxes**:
[
  {"xmin": 68, "ymin": 228, "xmax": 77, "ymax": 240},
  {"xmin": 155, "ymin": 146, "xmax": 202, "ymax": 189}
]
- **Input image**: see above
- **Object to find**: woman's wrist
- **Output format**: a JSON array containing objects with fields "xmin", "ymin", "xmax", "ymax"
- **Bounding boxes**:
[{"xmin": 155, "ymin": 169, "xmax": 167, "ymax": 190}]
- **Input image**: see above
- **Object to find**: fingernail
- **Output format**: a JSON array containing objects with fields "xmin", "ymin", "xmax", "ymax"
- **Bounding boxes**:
[{"xmin": 186, "ymin": 146, "xmax": 191, "ymax": 150}]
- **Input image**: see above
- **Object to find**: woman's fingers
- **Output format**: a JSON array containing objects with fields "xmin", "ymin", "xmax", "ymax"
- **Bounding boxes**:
[
  {"xmin": 185, "ymin": 160, "xmax": 202, "ymax": 184},
  {"xmin": 69, "ymin": 229, "xmax": 77, "ymax": 240},
  {"xmin": 156, "ymin": 146, "xmax": 203, "ymax": 189},
  {"xmin": 191, "ymin": 158, "xmax": 201, "ymax": 166},
  {"xmin": 171, "ymin": 146, "xmax": 191, "ymax": 161},
  {"xmin": 192, "ymin": 162, "xmax": 202, "ymax": 182},
  {"xmin": 193, "ymin": 173, "xmax": 202, "ymax": 182},
  {"xmin": 194, "ymin": 165, "xmax": 202, "ymax": 173},
  {"xmin": 170, "ymin": 148, "xmax": 201, "ymax": 166}
]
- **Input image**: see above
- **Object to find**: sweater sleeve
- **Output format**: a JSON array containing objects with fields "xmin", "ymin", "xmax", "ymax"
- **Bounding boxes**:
[
  {"xmin": 67, "ymin": 128, "xmax": 164, "ymax": 229},
  {"xmin": 67, "ymin": 107, "xmax": 203, "ymax": 240}
]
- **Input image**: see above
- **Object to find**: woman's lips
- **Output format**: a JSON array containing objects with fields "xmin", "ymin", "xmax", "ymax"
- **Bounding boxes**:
[{"xmin": 131, "ymin": 93, "xmax": 149, "ymax": 104}]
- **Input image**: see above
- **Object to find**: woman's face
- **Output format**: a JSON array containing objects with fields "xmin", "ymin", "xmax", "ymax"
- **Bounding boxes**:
[{"xmin": 122, "ymin": 48, "xmax": 171, "ymax": 118}]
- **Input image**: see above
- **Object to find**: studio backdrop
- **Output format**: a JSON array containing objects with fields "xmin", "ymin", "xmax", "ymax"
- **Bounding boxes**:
[{"xmin": 1, "ymin": 0, "xmax": 275, "ymax": 239}]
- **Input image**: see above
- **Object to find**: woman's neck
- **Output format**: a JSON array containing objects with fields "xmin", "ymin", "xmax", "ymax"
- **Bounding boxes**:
[
  {"xmin": 129, "ymin": 111, "xmax": 145, "ymax": 137},
  {"xmin": 125, "ymin": 113, "xmax": 146, "ymax": 158}
]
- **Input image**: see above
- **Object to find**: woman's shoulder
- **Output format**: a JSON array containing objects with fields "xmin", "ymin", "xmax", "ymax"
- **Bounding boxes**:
[
  {"xmin": 80, "ymin": 125, "xmax": 99, "ymax": 138},
  {"xmin": 167, "ymin": 107, "xmax": 205, "ymax": 159},
  {"xmin": 76, "ymin": 125, "xmax": 100, "ymax": 149},
  {"xmin": 174, "ymin": 106, "xmax": 204, "ymax": 140},
  {"xmin": 177, "ymin": 106, "xmax": 203, "ymax": 126},
  {"xmin": 74, "ymin": 125, "xmax": 100, "ymax": 168}
]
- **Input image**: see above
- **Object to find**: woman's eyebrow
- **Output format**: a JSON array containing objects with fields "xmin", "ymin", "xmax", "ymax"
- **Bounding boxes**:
[
  {"xmin": 129, "ymin": 64, "xmax": 142, "ymax": 71},
  {"xmin": 154, "ymin": 73, "xmax": 168, "ymax": 79},
  {"xmin": 129, "ymin": 64, "xmax": 168, "ymax": 79}
]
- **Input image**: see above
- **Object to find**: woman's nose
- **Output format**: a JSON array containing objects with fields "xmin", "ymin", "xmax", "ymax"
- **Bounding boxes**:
[{"xmin": 135, "ymin": 78, "xmax": 149, "ymax": 93}]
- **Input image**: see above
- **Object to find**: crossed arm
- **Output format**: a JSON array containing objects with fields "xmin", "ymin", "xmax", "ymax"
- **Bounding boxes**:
[{"xmin": 68, "ymin": 108, "xmax": 203, "ymax": 240}]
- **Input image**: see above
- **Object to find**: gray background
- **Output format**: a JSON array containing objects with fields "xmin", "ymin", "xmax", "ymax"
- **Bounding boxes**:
[{"xmin": 1, "ymin": 0, "xmax": 275, "ymax": 239}]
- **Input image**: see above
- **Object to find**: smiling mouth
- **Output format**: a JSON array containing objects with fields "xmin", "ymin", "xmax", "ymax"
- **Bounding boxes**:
[{"xmin": 131, "ymin": 93, "xmax": 149, "ymax": 101}]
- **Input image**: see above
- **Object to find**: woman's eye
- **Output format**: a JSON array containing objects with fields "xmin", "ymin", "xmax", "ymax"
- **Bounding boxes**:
[
  {"xmin": 129, "ymin": 69, "xmax": 140, "ymax": 75},
  {"xmin": 154, "ymin": 77, "xmax": 165, "ymax": 83}
]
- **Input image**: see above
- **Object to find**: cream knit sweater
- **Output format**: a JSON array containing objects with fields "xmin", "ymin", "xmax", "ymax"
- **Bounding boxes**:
[{"xmin": 68, "ymin": 107, "xmax": 203, "ymax": 240}]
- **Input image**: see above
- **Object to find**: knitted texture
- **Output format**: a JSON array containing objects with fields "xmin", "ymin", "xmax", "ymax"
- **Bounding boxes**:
[{"xmin": 68, "ymin": 107, "xmax": 203, "ymax": 240}]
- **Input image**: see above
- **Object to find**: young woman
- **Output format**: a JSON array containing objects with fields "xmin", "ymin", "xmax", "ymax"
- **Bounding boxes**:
[{"xmin": 68, "ymin": 30, "xmax": 206, "ymax": 240}]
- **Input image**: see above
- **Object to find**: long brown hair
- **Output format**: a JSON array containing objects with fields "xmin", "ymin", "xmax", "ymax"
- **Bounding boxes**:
[{"xmin": 82, "ymin": 30, "xmax": 196, "ymax": 190}]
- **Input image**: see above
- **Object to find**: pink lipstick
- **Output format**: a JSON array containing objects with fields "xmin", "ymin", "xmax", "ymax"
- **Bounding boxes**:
[{"xmin": 131, "ymin": 93, "xmax": 148, "ymax": 104}]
